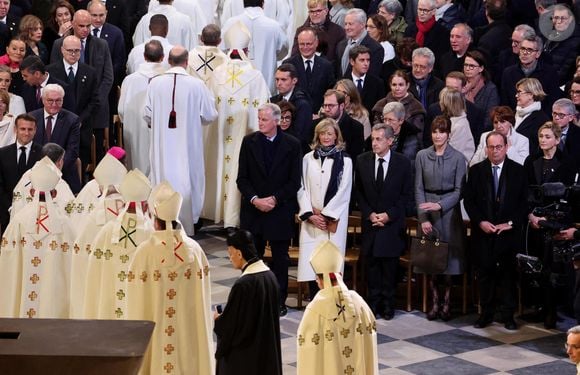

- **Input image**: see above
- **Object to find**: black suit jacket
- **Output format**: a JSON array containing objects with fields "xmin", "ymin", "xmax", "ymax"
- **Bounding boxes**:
[
  {"xmin": 355, "ymin": 151, "xmax": 412, "ymax": 257},
  {"xmin": 463, "ymin": 158, "xmax": 528, "ymax": 268},
  {"xmin": 336, "ymin": 34, "xmax": 384, "ymax": 77},
  {"xmin": 515, "ymin": 110, "xmax": 550, "ymax": 155},
  {"xmin": 404, "ymin": 21, "xmax": 451, "ymax": 58},
  {"xmin": 105, "ymin": 0, "xmax": 131, "ymax": 49},
  {"xmin": 312, "ymin": 113, "xmax": 365, "ymax": 163},
  {"xmin": 99, "ymin": 23, "xmax": 127, "ymax": 84},
  {"xmin": 282, "ymin": 54, "xmax": 335, "ymax": 114},
  {"xmin": 30, "ymin": 108, "xmax": 81, "ymax": 193},
  {"xmin": 270, "ymin": 88, "xmax": 313, "ymax": 146},
  {"xmin": 347, "ymin": 73, "xmax": 385, "ymax": 116},
  {"xmin": 409, "ymin": 74, "xmax": 445, "ymax": 111},
  {"xmin": 563, "ymin": 123, "xmax": 580, "ymax": 164},
  {"xmin": 0, "ymin": 142, "xmax": 42, "ymax": 232},
  {"xmin": 20, "ymin": 74, "xmax": 74, "ymax": 113},
  {"xmin": 237, "ymin": 130, "xmax": 302, "ymax": 241}
]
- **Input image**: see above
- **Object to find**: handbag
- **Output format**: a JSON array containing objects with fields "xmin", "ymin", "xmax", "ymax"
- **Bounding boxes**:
[{"xmin": 410, "ymin": 228, "xmax": 449, "ymax": 274}]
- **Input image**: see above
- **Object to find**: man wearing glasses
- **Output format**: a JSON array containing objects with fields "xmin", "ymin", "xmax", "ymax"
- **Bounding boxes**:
[
  {"xmin": 566, "ymin": 326, "xmax": 580, "ymax": 373},
  {"xmin": 403, "ymin": 0, "xmax": 450, "ymax": 58},
  {"xmin": 464, "ymin": 131, "xmax": 528, "ymax": 330},
  {"xmin": 552, "ymin": 98, "xmax": 580, "ymax": 162},
  {"xmin": 29, "ymin": 83, "xmax": 81, "ymax": 193},
  {"xmin": 48, "ymin": 35, "xmax": 99, "ymax": 176},
  {"xmin": 500, "ymin": 34, "xmax": 562, "ymax": 111}
]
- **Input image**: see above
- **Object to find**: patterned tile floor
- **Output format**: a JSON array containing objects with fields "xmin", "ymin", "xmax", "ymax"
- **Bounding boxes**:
[{"xmin": 197, "ymin": 229, "xmax": 576, "ymax": 375}]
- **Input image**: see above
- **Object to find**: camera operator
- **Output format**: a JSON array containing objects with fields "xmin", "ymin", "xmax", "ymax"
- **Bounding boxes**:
[{"xmin": 526, "ymin": 122, "xmax": 577, "ymax": 328}]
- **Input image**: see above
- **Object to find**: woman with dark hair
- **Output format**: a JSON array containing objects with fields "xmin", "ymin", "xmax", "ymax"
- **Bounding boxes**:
[
  {"xmin": 380, "ymin": 36, "xmax": 417, "ymax": 83},
  {"xmin": 19, "ymin": 15, "xmax": 49, "ymax": 64},
  {"xmin": 43, "ymin": 0, "xmax": 75, "ymax": 52},
  {"xmin": 297, "ymin": 118, "xmax": 352, "ymax": 299},
  {"xmin": 570, "ymin": 75, "xmax": 580, "ymax": 117},
  {"xmin": 415, "ymin": 115, "xmax": 466, "ymax": 321},
  {"xmin": 0, "ymin": 37, "xmax": 27, "ymax": 95},
  {"xmin": 277, "ymin": 100, "xmax": 296, "ymax": 134},
  {"xmin": 463, "ymin": 50, "xmax": 499, "ymax": 131},
  {"xmin": 366, "ymin": 14, "xmax": 395, "ymax": 62},
  {"xmin": 373, "ymin": 70, "xmax": 425, "ymax": 136}
]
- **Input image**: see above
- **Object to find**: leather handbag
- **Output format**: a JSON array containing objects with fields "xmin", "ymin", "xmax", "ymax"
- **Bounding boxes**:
[{"xmin": 410, "ymin": 228, "xmax": 449, "ymax": 274}]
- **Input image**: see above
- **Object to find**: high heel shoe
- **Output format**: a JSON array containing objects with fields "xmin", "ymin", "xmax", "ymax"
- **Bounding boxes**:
[
  {"xmin": 427, "ymin": 305, "xmax": 439, "ymax": 321},
  {"xmin": 439, "ymin": 296, "xmax": 451, "ymax": 321}
]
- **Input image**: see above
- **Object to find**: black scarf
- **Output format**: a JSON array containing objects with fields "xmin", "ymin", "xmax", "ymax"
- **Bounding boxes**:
[{"xmin": 314, "ymin": 146, "xmax": 345, "ymax": 206}]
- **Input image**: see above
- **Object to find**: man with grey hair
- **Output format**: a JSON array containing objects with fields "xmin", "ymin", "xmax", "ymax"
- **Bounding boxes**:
[
  {"xmin": 377, "ymin": 0, "xmax": 407, "ymax": 44},
  {"xmin": 336, "ymin": 8, "xmax": 384, "ymax": 77},
  {"xmin": 118, "ymin": 39, "xmax": 165, "ymax": 175},
  {"xmin": 438, "ymin": 23, "xmax": 472, "ymax": 79},
  {"xmin": 403, "ymin": 0, "xmax": 451, "ymax": 58},
  {"xmin": 500, "ymin": 34, "xmax": 562, "ymax": 111},
  {"xmin": 30, "ymin": 83, "xmax": 81, "ymax": 193},
  {"xmin": 237, "ymin": 102, "xmax": 302, "ymax": 317},
  {"xmin": 409, "ymin": 47, "xmax": 444, "ymax": 111},
  {"xmin": 566, "ymin": 325, "xmax": 580, "ymax": 372},
  {"xmin": 496, "ymin": 24, "xmax": 536, "ymax": 85},
  {"xmin": 145, "ymin": 45, "xmax": 218, "ymax": 236},
  {"xmin": 187, "ymin": 24, "xmax": 228, "ymax": 86},
  {"xmin": 552, "ymin": 98, "xmax": 580, "ymax": 161},
  {"xmin": 356, "ymin": 121, "xmax": 412, "ymax": 320}
]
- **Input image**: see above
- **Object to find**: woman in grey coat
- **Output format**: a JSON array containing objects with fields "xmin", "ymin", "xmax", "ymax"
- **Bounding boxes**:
[{"xmin": 415, "ymin": 115, "xmax": 467, "ymax": 321}]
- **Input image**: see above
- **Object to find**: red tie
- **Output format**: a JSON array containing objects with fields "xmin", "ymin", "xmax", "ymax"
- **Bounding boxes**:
[{"xmin": 45, "ymin": 116, "xmax": 53, "ymax": 141}]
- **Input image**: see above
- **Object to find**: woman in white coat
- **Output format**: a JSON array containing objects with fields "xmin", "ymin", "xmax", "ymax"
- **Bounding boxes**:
[{"xmin": 297, "ymin": 118, "xmax": 353, "ymax": 298}]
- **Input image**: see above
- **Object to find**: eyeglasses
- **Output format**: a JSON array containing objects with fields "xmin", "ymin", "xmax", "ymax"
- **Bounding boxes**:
[
  {"xmin": 64, "ymin": 48, "xmax": 81, "ymax": 54},
  {"xmin": 511, "ymin": 39, "xmax": 521, "ymax": 46},
  {"xmin": 565, "ymin": 343, "xmax": 580, "ymax": 350},
  {"xmin": 384, "ymin": 116, "xmax": 400, "ymax": 124},
  {"xmin": 552, "ymin": 16, "xmax": 569, "ymax": 22},
  {"xmin": 322, "ymin": 103, "xmax": 339, "ymax": 108},
  {"xmin": 486, "ymin": 144, "xmax": 505, "ymax": 151},
  {"xmin": 417, "ymin": 7, "xmax": 433, "ymax": 14},
  {"xmin": 280, "ymin": 115, "xmax": 292, "ymax": 122},
  {"xmin": 519, "ymin": 47, "xmax": 538, "ymax": 55},
  {"xmin": 553, "ymin": 112, "xmax": 571, "ymax": 119},
  {"xmin": 308, "ymin": 8, "xmax": 326, "ymax": 14},
  {"xmin": 516, "ymin": 90, "xmax": 530, "ymax": 97},
  {"xmin": 570, "ymin": 90, "xmax": 580, "ymax": 96},
  {"xmin": 412, "ymin": 64, "xmax": 429, "ymax": 71},
  {"xmin": 44, "ymin": 98, "xmax": 63, "ymax": 105},
  {"xmin": 463, "ymin": 63, "xmax": 481, "ymax": 70}
]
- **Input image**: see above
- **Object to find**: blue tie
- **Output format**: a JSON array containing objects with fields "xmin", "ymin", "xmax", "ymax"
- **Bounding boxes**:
[
  {"xmin": 492, "ymin": 165, "xmax": 499, "ymax": 198},
  {"xmin": 357, "ymin": 79, "xmax": 363, "ymax": 94}
]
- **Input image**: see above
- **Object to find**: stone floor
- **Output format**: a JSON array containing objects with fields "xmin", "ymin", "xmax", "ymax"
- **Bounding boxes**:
[{"xmin": 197, "ymin": 229, "xmax": 576, "ymax": 375}]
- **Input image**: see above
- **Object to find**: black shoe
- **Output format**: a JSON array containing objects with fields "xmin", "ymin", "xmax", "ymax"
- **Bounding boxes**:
[
  {"xmin": 474, "ymin": 315, "xmax": 493, "ymax": 328},
  {"xmin": 383, "ymin": 309, "xmax": 395, "ymax": 320},
  {"xmin": 279, "ymin": 305, "xmax": 288, "ymax": 317},
  {"xmin": 504, "ymin": 318, "xmax": 517, "ymax": 330}
]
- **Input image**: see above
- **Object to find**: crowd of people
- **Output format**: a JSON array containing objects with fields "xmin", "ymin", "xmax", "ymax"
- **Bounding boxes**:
[{"xmin": 0, "ymin": 0, "xmax": 579, "ymax": 373}]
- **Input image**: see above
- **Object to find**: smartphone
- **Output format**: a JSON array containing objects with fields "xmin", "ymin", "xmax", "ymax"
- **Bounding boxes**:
[{"xmin": 216, "ymin": 304, "xmax": 223, "ymax": 314}]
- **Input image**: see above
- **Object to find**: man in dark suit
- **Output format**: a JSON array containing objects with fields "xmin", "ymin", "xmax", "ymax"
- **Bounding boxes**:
[
  {"xmin": 0, "ymin": 113, "xmax": 42, "ymax": 233},
  {"xmin": 464, "ymin": 131, "xmax": 528, "ymax": 330},
  {"xmin": 283, "ymin": 27, "xmax": 335, "ymax": 115},
  {"xmin": 19, "ymin": 55, "xmax": 73, "ymax": 112},
  {"xmin": 317, "ymin": 89, "xmax": 365, "ymax": 162},
  {"xmin": 403, "ymin": 0, "xmax": 451, "ymax": 58},
  {"xmin": 0, "ymin": 0, "xmax": 19, "ymax": 55},
  {"xmin": 473, "ymin": 0, "xmax": 511, "ymax": 79},
  {"xmin": 409, "ymin": 47, "xmax": 445, "ymax": 111},
  {"xmin": 47, "ymin": 35, "xmax": 99, "ymax": 169},
  {"xmin": 237, "ymin": 103, "xmax": 302, "ymax": 317},
  {"xmin": 553, "ymin": 98, "xmax": 580, "ymax": 163},
  {"xmin": 50, "ymin": 9, "xmax": 113, "ymax": 163},
  {"xmin": 30, "ymin": 83, "xmax": 81, "ymax": 193},
  {"xmin": 345, "ymin": 45, "xmax": 385, "ymax": 117},
  {"xmin": 270, "ymin": 63, "xmax": 312, "ymax": 150},
  {"xmin": 336, "ymin": 8, "xmax": 384, "ymax": 78},
  {"xmin": 103, "ymin": 0, "xmax": 130, "ymax": 49},
  {"xmin": 437, "ymin": 23, "xmax": 472, "ymax": 80},
  {"xmin": 356, "ymin": 123, "xmax": 412, "ymax": 319}
]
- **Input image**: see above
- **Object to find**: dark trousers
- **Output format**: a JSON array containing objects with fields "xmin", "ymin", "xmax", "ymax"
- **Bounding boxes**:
[
  {"xmin": 366, "ymin": 255, "xmax": 398, "ymax": 315},
  {"xmin": 93, "ymin": 128, "xmax": 105, "ymax": 163},
  {"xmin": 478, "ymin": 260, "xmax": 517, "ymax": 319},
  {"xmin": 253, "ymin": 235, "xmax": 290, "ymax": 305}
]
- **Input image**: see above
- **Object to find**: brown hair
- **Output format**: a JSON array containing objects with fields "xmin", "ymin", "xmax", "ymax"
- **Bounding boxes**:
[
  {"xmin": 431, "ymin": 115, "xmax": 451, "ymax": 134},
  {"xmin": 490, "ymin": 106, "xmax": 515, "ymax": 125}
]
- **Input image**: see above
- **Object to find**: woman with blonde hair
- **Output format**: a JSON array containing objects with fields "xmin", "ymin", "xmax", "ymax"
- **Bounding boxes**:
[
  {"xmin": 297, "ymin": 118, "xmax": 353, "ymax": 299},
  {"xmin": 19, "ymin": 15, "xmax": 48, "ymax": 64},
  {"xmin": 0, "ymin": 90, "xmax": 14, "ymax": 147},
  {"xmin": 334, "ymin": 79, "xmax": 371, "ymax": 139},
  {"xmin": 0, "ymin": 65, "xmax": 25, "ymax": 116},
  {"xmin": 439, "ymin": 87, "xmax": 474, "ymax": 162},
  {"xmin": 514, "ymin": 77, "xmax": 550, "ymax": 154}
]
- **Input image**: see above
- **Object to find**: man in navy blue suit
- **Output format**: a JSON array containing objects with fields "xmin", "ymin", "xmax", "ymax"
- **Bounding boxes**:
[{"xmin": 30, "ymin": 83, "xmax": 81, "ymax": 193}]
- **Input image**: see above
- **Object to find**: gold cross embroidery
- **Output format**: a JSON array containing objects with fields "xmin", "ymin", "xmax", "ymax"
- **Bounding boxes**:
[
  {"xmin": 356, "ymin": 323, "xmax": 363, "ymax": 335},
  {"xmin": 26, "ymin": 308, "xmax": 36, "ymax": 318},
  {"xmin": 225, "ymin": 136, "xmax": 233, "ymax": 143},
  {"xmin": 153, "ymin": 270, "xmax": 162, "ymax": 281},
  {"xmin": 224, "ymin": 194, "xmax": 228, "ymax": 200},
  {"xmin": 65, "ymin": 202, "xmax": 74, "ymax": 214},
  {"xmin": 184, "ymin": 269, "xmax": 192, "ymax": 279},
  {"xmin": 115, "ymin": 307, "xmax": 123, "ymax": 318},
  {"xmin": 366, "ymin": 323, "xmax": 373, "ymax": 334},
  {"xmin": 165, "ymin": 325, "xmax": 175, "ymax": 336},
  {"xmin": 104, "ymin": 249, "xmax": 113, "ymax": 260},
  {"xmin": 342, "ymin": 346, "xmax": 352, "ymax": 358},
  {"xmin": 49, "ymin": 240, "xmax": 58, "ymax": 251},
  {"xmin": 344, "ymin": 365, "xmax": 355, "ymax": 375},
  {"xmin": 116, "ymin": 289, "xmax": 125, "ymax": 300},
  {"xmin": 74, "ymin": 244, "xmax": 80, "ymax": 254},
  {"xmin": 30, "ymin": 274, "xmax": 39, "ymax": 284},
  {"xmin": 120, "ymin": 254, "xmax": 129, "ymax": 263},
  {"xmin": 164, "ymin": 344, "xmax": 175, "ymax": 355},
  {"xmin": 33, "ymin": 240, "xmax": 42, "ymax": 249},
  {"xmin": 226, "ymin": 116, "xmax": 234, "ymax": 125},
  {"xmin": 61, "ymin": 242, "xmax": 69, "ymax": 252},
  {"xmin": 340, "ymin": 328, "xmax": 350, "ymax": 338},
  {"xmin": 204, "ymin": 265, "xmax": 209, "ymax": 276},
  {"xmin": 28, "ymin": 291, "xmax": 37, "ymax": 301},
  {"xmin": 94, "ymin": 248, "xmax": 104, "ymax": 259},
  {"xmin": 167, "ymin": 289, "xmax": 176, "ymax": 300},
  {"xmin": 31, "ymin": 256, "xmax": 41, "ymax": 267},
  {"xmin": 252, "ymin": 99, "xmax": 260, "ymax": 108},
  {"xmin": 168, "ymin": 271, "xmax": 177, "ymax": 281},
  {"xmin": 118, "ymin": 271, "xmax": 127, "ymax": 282},
  {"xmin": 165, "ymin": 307, "xmax": 176, "ymax": 318},
  {"xmin": 163, "ymin": 362, "xmax": 174, "ymax": 373},
  {"xmin": 311, "ymin": 333, "xmax": 320, "ymax": 345},
  {"xmin": 1, "ymin": 237, "xmax": 7, "ymax": 247},
  {"xmin": 140, "ymin": 271, "xmax": 148, "ymax": 282},
  {"xmin": 217, "ymin": 96, "xmax": 221, "ymax": 105},
  {"xmin": 228, "ymin": 97, "xmax": 235, "ymax": 105},
  {"xmin": 85, "ymin": 244, "xmax": 92, "ymax": 255},
  {"xmin": 325, "ymin": 330, "xmax": 334, "ymax": 341},
  {"xmin": 197, "ymin": 269, "xmax": 203, "ymax": 279},
  {"xmin": 242, "ymin": 98, "xmax": 249, "ymax": 107},
  {"xmin": 127, "ymin": 271, "xmax": 135, "ymax": 282},
  {"xmin": 76, "ymin": 203, "xmax": 84, "ymax": 213},
  {"xmin": 19, "ymin": 237, "xmax": 26, "ymax": 247},
  {"xmin": 298, "ymin": 335, "xmax": 305, "ymax": 346}
]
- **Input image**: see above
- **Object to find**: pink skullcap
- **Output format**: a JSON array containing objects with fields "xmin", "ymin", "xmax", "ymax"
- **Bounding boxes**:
[{"xmin": 107, "ymin": 146, "xmax": 126, "ymax": 160}]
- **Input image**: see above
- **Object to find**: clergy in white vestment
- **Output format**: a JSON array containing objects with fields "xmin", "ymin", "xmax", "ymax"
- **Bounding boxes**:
[
  {"xmin": 126, "ymin": 15, "xmax": 173, "ymax": 75},
  {"xmin": 296, "ymin": 240, "xmax": 379, "ymax": 375},
  {"xmin": 148, "ymin": 0, "xmax": 213, "ymax": 31},
  {"xmin": 187, "ymin": 24, "xmax": 228, "ymax": 87},
  {"xmin": 202, "ymin": 21, "xmax": 269, "ymax": 227},
  {"xmin": 11, "ymin": 143, "xmax": 74, "ymax": 220},
  {"xmin": 127, "ymin": 181, "xmax": 214, "ymax": 375},
  {"xmin": 145, "ymin": 45, "xmax": 218, "ymax": 235},
  {"xmin": 0, "ymin": 157, "xmax": 75, "ymax": 319},
  {"xmin": 297, "ymin": 119, "xmax": 352, "ymax": 288},
  {"xmin": 83, "ymin": 169, "xmax": 153, "ymax": 319},
  {"xmin": 221, "ymin": 0, "xmax": 289, "ymax": 93},
  {"xmin": 119, "ymin": 40, "xmax": 165, "ymax": 174},
  {"xmin": 69, "ymin": 153, "xmax": 127, "ymax": 318},
  {"xmin": 133, "ymin": 0, "xmax": 201, "ymax": 50},
  {"xmin": 220, "ymin": 0, "xmax": 293, "ymax": 38}
]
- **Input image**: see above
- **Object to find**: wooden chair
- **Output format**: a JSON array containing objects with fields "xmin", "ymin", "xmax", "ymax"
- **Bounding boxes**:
[{"xmin": 400, "ymin": 217, "xmax": 418, "ymax": 312}]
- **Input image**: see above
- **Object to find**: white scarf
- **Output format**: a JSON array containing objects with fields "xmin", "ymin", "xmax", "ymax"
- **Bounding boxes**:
[{"xmin": 515, "ymin": 101, "xmax": 542, "ymax": 129}]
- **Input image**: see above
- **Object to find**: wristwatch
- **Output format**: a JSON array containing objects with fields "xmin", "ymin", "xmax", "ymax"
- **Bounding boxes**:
[{"xmin": 508, "ymin": 220, "xmax": 513, "ymax": 227}]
